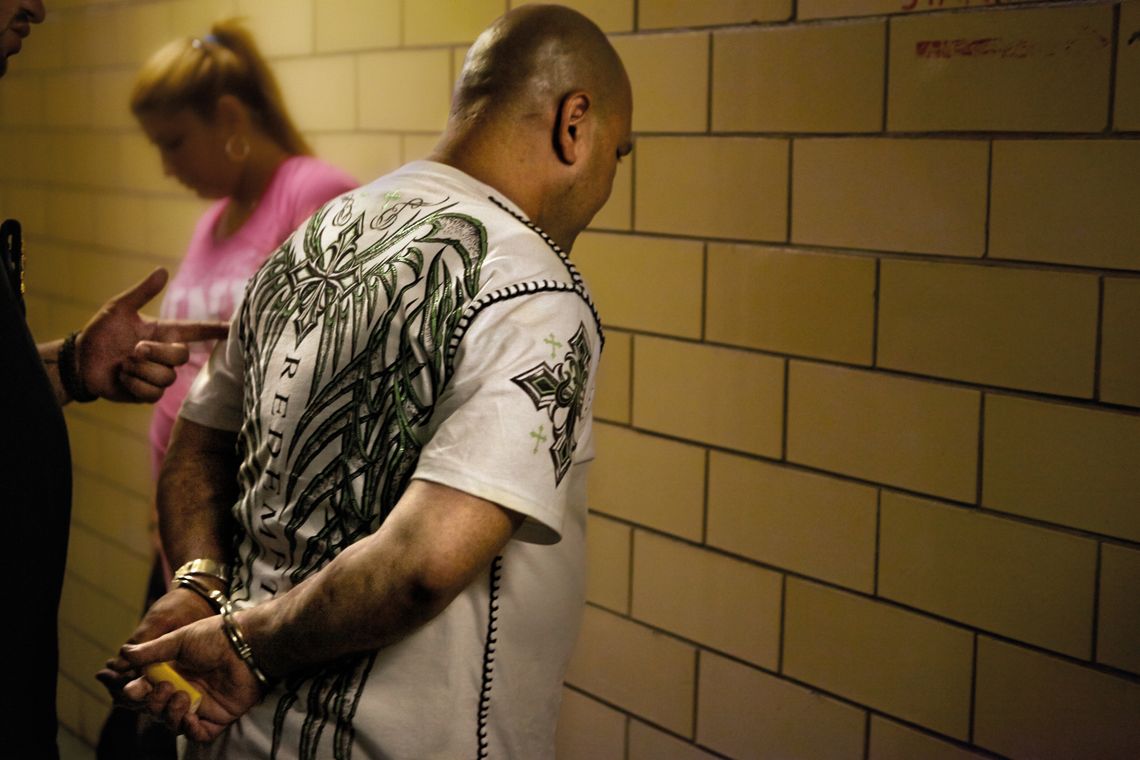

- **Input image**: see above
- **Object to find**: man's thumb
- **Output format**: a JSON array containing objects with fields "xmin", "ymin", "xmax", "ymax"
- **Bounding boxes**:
[{"xmin": 114, "ymin": 267, "xmax": 169, "ymax": 312}]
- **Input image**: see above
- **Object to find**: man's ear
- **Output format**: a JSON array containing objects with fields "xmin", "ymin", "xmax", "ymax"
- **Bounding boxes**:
[{"xmin": 553, "ymin": 91, "xmax": 591, "ymax": 166}]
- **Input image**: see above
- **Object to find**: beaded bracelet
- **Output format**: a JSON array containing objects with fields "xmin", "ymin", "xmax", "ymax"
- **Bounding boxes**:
[
  {"xmin": 58, "ymin": 331, "xmax": 97, "ymax": 403},
  {"xmin": 209, "ymin": 590, "xmax": 275, "ymax": 689}
]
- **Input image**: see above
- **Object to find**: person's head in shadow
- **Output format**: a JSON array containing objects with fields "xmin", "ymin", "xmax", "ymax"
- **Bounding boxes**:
[{"xmin": 0, "ymin": 0, "xmax": 45, "ymax": 77}]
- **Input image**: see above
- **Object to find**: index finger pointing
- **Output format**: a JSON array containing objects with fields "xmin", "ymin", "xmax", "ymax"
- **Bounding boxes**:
[{"xmin": 152, "ymin": 320, "xmax": 230, "ymax": 344}]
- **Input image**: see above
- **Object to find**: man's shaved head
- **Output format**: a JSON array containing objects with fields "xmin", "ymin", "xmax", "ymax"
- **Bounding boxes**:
[
  {"xmin": 451, "ymin": 4, "xmax": 627, "ymax": 125},
  {"xmin": 434, "ymin": 4, "xmax": 632, "ymax": 250}
]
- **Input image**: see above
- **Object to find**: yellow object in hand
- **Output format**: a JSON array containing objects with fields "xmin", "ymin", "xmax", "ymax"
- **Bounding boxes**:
[{"xmin": 144, "ymin": 661, "xmax": 203, "ymax": 714}]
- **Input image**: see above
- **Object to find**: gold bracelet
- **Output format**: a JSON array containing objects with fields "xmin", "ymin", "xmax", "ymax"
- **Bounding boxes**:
[
  {"xmin": 172, "ymin": 574, "xmax": 224, "ymax": 612},
  {"xmin": 172, "ymin": 558, "xmax": 231, "ymax": 586}
]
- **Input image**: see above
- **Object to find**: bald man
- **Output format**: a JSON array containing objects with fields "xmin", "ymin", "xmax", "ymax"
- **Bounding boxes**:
[{"xmin": 105, "ymin": 5, "xmax": 632, "ymax": 758}]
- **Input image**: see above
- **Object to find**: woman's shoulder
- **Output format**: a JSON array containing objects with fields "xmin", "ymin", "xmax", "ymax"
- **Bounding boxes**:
[{"xmin": 277, "ymin": 155, "xmax": 358, "ymax": 196}]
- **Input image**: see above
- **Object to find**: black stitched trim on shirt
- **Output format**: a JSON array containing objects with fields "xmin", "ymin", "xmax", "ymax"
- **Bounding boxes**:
[{"xmin": 476, "ymin": 555, "xmax": 504, "ymax": 760}]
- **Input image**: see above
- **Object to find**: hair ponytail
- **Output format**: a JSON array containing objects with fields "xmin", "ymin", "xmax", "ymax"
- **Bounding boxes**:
[{"xmin": 130, "ymin": 18, "xmax": 311, "ymax": 156}]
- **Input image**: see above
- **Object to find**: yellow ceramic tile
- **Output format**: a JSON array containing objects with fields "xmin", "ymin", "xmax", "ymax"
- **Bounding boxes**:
[
  {"xmin": 24, "ymin": 242, "xmax": 72, "ymax": 300},
  {"xmin": 784, "ymin": 578, "xmax": 973, "ymax": 739},
  {"xmin": 983, "ymin": 395, "xmax": 1140, "ymax": 542},
  {"xmin": 1116, "ymin": 2, "xmax": 1140, "ymax": 129},
  {"xmin": 869, "ymin": 716, "xmax": 989, "ymax": 760},
  {"xmin": 587, "ymin": 423, "xmax": 705, "ymax": 541},
  {"xmin": 787, "ymin": 362, "xmax": 980, "ymax": 502},
  {"xmin": 316, "ymin": 0, "xmax": 400, "ymax": 52},
  {"xmin": 58, "ymin": 575, "xmax": 135, "ymax": 651},
  {"xmin": 556, "ymin": 689, "xmax": 626, "ymax": 760},
  {"xmin": 589, "ymin": 156, "xmax": 631, "ymax": 231},
  {"xmin": 635, "ymin": 136, "xmax": 788, "ymax": 242},
  {"xmin": 275, "ymin": 56, "xmax": 357, "ymax": 132},
  {"xmin": 66, "ymin": 525, "xmax": 150, "ymax": 609},
  {"xmin": 64, "ymin": 7, "xmax": 122, "ymax": 68},
  {"xmin": 879, "ymin": 492, "xmax": 1096, "ymax": 657},
  {"xmin": 699, "ymin": 651, "xmax": 864, "ymax": 759},
  {"xmin": 309, "ymin": 133, "xmax": 398, "ymax": 184},
  {"xmin": 632, "ymin": 531, "xmax": 781, "ymax": 668},
  {"xmin": 401, "ymin": 133, "xmax": 442, "ymax": 164},
  {"xmin": 612, "ymin": 33, "xmax": 708, "ymax": 133},
  {"xmin": 117, "ymin": 133, "xmax": 175, "ymax": 194},
  {"xmin": 586, "ymin": 514, "xmax": 631, "ymax": 613},
  {"xmin": 713, "ymin": 22, "xmax": 884, "ymax": 133},
  {"xmin": 974, "ymin": 637, "xmax": 1140, "ymax": 758},
  {"xmin": 95, "ymin": 195, "xmax": 149, "ymax": 255},
  {"xmin": 573, "ymin": 232, "xmax": 703, "ymax": 339},
  {"xmin": 707, "ymin": 244, "xmax": 875, "ymax": 364},
  {"xmin": 889, "ymin": 5, "xmax": 1112, "ymax": 132},
  {"xmin": 120, "ymin": 2, "xmax": 175, "ymax": 66},
  {"xmin": 72, "ymin": 474, "xmax": 153, "ymax": 556},
  {"xmin": 90, "ymin": 70, "xmax": 136, "ymax": 130},
  {"xmin": 800, "ymin": 0, "xmax": 1037, "ymax": 20},
  {"xmin": 45, "ymin": 190, "xmax": 96, "ymax": 247},
  {"xmin": 640, "ymin": 0, "xmax": 791, "ymax": 28},
  {"xmin": 22, "ymin": 131, "xmax": 53, "ymax": 184},
  {"xmin": 42, "ymin": 71, "xmax": 92, "ymax": 128},
  {"xmin": 168, "ymin": 0, "xmax": 240, "ymax": 36},
  {"xmin": 450, "ymin": 44, "xmax": 468, "ymax": 94},
  {"xmin": 1098, "ymin": 543, "xmax": 1140, "ymax": 675},
  {"xmin": 792, "ymin": 138, "xmax": 988, "ymax": 257},
  {"xmin": 357, "ymin": 49, "xmax": 451, "ymax": 131},
  {"xmin": 565, "ymin": 606, "xmax": 697, "ymax": 736},
  {"xmin": 57, "ymin": 624, "xmax": 112, "ymax": 697},
  {"xmin": 633, "ymin": 336, "xmax": 784, "ymax": 457},
  {"xmin": 3, "ymin": 185, "xmax": 47, "ymax": 237},
  {"xmin": 510, "ymin": 0, "xmax": 634, "ymax": 32},
  {"xmin": 1100, "ymin": 278, "xmax": 1140, "ymax": 408},
  {"xmin": 708, "ymin": 452, "xmax": 877, "ymax": 592},
  {"xmin": 145, "ymin": 197, "xmax": 211, "ymax": 265},
  {"xmin": 878, "ymin": 259, "xmax": 1098, "ymax": 397},
  {"xmin": 629, "ymin": 720, "xmax": 718, "ymax": 760},
  {"xmin": 990, "ymin": 140, "xmax": 1140, "ymax": 271},
  {"xmin": 593, "ymin": 329, "xmax": 630, "ymax": 423},
  {"xmin": 236, "ymin": 0, "xmax": 314, "ymax": 57},
  {"xmin": 0, "ymin": 73, "xmax": 43, "ymax": 128},
  {"xmin": 59, "ymin": 134, "xmax": 122, "ymax": 190},
  {"xmin": 403, "ymin": 0, "xmax": 503, "ymax": 46}
]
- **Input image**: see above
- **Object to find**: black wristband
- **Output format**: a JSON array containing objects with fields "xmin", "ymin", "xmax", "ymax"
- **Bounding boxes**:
[{"xmin": 58, "ymin": 331, "xmax": 97, "ymax": 403}]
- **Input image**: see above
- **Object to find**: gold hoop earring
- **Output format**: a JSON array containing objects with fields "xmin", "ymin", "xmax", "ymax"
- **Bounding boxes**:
[{"xmin": 225, "ymin": 134, "xmax": 251, "ymax": 162}]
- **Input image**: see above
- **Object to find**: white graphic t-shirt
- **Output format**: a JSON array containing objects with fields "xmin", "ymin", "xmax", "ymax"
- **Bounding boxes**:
[{"xmin": 180, "ymin": 161, "xmax": 602, "ymax": 760}]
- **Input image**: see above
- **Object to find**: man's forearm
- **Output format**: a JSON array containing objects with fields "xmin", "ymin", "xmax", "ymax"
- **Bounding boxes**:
[
  {"xmin": 238, "ymin": 479, "xmax": 522, "ymax": 677},
  {"xmin": 158, "ymin": 418, "xmax": 240, "ymax": 576}
]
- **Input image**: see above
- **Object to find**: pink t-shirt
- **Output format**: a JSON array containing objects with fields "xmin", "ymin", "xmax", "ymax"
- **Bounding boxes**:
[{"xmin": 149, "ymin": 155, "xmax": 357, "ymax": 474}]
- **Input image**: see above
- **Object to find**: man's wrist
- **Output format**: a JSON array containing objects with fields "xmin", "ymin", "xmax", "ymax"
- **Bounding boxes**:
[
  {"xmin": 58, "ymin": 331, "xmax": 97, "ymax": 403},
  {"xmin": 213, "ymin": 593, "xmax": 277, "ymax": 690}
]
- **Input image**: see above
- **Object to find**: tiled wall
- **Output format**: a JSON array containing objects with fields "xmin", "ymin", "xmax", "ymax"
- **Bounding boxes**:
[{"xmin": 1, "ymin": 0, "xmax": 1138, "ymax": 756}]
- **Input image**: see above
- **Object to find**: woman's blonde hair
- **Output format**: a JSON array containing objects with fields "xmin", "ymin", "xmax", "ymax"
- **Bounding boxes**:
[{"xmin": 130, "ymin": 19, "xmax": 311, "ymax": 156}]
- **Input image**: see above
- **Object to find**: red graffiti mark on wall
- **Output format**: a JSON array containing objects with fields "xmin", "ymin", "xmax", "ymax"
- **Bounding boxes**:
[
  {"xmin": 915, "ymin": 27, "xmax": 1109, "ymax": 60},
  {"xmin": 901, "ymin": 0, "xmax": 1011, "ymax": 11}
]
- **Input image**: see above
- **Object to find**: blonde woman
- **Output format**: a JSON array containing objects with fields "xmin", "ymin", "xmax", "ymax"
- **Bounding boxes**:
[
  {"xmin": 131, "ymin": 20, "xmax": 356, "ymax": 478},
  {"xmin": 96, "ymin": 20, "xmax": 355, "ymax": 758}
]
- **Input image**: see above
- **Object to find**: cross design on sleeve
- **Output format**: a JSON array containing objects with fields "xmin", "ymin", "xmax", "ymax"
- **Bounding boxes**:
[{"xmin": 511, "ymin": 323, "xmax": 592, "ymax": 486}]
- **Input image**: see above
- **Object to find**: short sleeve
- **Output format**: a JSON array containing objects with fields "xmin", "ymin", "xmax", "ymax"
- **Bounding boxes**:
[
  {"xmin": 412, "ymin": 290, "xmax": 601, "ymax": 544},
  {"xmin": 179, "ymin": 312, "xmax": 245, "ymax": 432}
]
